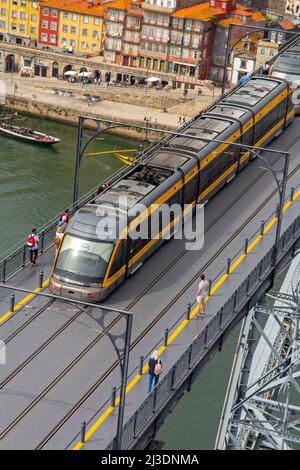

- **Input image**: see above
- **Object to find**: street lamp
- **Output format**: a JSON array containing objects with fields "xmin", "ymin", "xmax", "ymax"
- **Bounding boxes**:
[
  {"xmin": 221, "ymin": 24, "xmax": 300, "ymax": 94},
  {"xmin": 0, "ymin": 284, "xmax": 133, "ymax": 450},
  {"xmin": 248, "ymin": 149, "xmax": 290, "ymax": 271}
]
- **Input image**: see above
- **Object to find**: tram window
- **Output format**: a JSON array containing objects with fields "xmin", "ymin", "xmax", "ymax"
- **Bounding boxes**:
[
  {"xmin": 184, "ymin": 174, "xmax": 197, "ymax": 204},
  {"xmin": 130, "ymin": 221, "xmax": 149, "ymax": 256},
  {"xmin": 240, "ymin": 129, "xmax": 252, "ymax": 160},
  {"xmin": 109, "ymin": 240, "xmax": 125, "ymax": 277},
  {"xmin": 254, "ymin": 110, "xmax": 275, "ymax": 141},
  {"xmin": 277, "ymin": 98, "xmax": 286, "ymax": 118}
]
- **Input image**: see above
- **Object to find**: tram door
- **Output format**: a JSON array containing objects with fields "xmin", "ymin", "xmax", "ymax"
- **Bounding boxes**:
[{"xmin": 105, "ymin": 240, "xmax": 127, "ymax": 293}]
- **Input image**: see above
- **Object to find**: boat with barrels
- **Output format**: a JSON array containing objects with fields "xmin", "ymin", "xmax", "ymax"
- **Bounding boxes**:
[{"xmin": 0, "ymin": 122, "xmax": 60, "ymax": 145}]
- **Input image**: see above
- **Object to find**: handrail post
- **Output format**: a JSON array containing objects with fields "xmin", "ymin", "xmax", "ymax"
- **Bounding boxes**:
[
  {"xmin": 290, "ymin": 187, "xmax": 295, "ymax": 202},
  {"xmin": 164, "ymin": 328, "xmax": 169, "ymax": 347},
  {"xmin": 80, "ymin": 421, "xmax": 86, "ymax": 444},
  {"xmin": 39, "ymin": 271, "xmax": 44, "ymax": 289},
  {"xmin": 10, "ymin": 294, "xmax": 15, "ymax": 312},
  {"xmin": 111, "ymin": 386, "xmax": 117, "ymax": 408},
  {"xmin": 244, "ymin": 238, "xmax": 248, "ymax": 255},
  {"xmin": 139, "ymin": 356, "xmax": 144, "ymax": 376},
  {"xmin": 2, "ymin": 259, "xmax": 6, "ymax": 283},
  {"xmin": 226, "ymin": 258, "xmax": 231, "ymax": 275},
  {"xmin": 186, "ymin": 302, "xmax": 191, "ymax": 320},
  {"xmin": 22, "ymin": 245, "xmax": 26, "ymax": 267}
]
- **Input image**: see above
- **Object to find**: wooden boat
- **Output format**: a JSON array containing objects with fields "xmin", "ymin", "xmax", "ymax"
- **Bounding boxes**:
[
  {"xmin": 0, "ymin": 122, "xmax": 60, "ymax": 145},
  {"xmin": 0, "ymin": 112, "xmax": 18, "ymax": 121}
]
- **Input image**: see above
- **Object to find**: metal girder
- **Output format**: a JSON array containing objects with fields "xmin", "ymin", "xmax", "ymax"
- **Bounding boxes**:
[{"xmin": 216, "ymin": 262, "xmax": 300, "ymax": 450}]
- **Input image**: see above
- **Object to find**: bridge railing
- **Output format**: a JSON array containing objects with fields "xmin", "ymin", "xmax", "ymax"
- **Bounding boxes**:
[
  {"xmin": 0, "ymin": 161, "xmax": 142, "ymax": 282},
  {"xmin": 107, "ymin": 204, "xmax": 300, "ymax": 450},
  {"xmin": 63, "ymin": 183, "xmax": 300, "ymax": 450}
]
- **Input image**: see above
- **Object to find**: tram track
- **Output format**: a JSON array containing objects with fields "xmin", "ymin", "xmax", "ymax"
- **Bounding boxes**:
[
  {"xmin": 1, "ymin": 130, "xmax": 299, "ymax": 448},
  {"xmin": 30, "ymin": 144, "xmax": 300, "ymax": 449}
]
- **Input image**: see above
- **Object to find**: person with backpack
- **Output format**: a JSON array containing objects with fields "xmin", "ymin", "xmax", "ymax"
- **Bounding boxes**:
[
  {"xmin": 53, "ymin": 226, "xmax": 64, "ymax": 256},
  {"xmin": 26, "ymin": 228, "xmax": 39, "ymax": 266},
  {"xmin": 148, "ymin": 350, "xmax": 162, "ymax": 393}
]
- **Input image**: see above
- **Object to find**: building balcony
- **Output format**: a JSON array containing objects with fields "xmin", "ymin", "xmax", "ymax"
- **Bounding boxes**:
[
  {"xmin": 168, "ymin": 54, "xmax": 199, "ymax": 65},
  {"xmin": 169, "ymin": 39, "xmax": 200, "ymax": 49},
  {"xmin": 106, "ymin": 15, "xmax": 124, "ymax": 23},
  {"xmin": 142, "ymin": 2, "xmax": 174, "ymax": 13},
  {"xmin": 141, "ymin": 34, "xmax": 169, "ymax": 43},
  {"xmin": 143, "ymin": 19, "xmax": 169, "ymax": 27},
  {"xmin": 139, "ymin": 49, "xmax": 167, "ymax": 59},
  {"xmin": 125, "ymin": 24, "xmax": 141, "ymax": 31},
  {"xmin": 122, "ymin": 35, "xmax": 140, "ymax": 44},
  {"xmin": 121, "ymin": 48, "xmax": 138, "ymax": 56},
  {"xmin": 126, "ymin": 7, "xmax": 143, "ymax": 16},
  {"xmin": 105, "ymin": 31, "xmax": 123, "ymax": 38}
]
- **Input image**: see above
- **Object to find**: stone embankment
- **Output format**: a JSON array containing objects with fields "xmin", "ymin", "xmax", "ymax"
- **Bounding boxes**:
[{"xmin": 2, "ymin": 76, "xmax": 217, "ymax": 138}]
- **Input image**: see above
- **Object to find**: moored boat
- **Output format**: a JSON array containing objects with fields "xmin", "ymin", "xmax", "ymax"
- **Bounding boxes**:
[
  {"xmin": 0, "ymin": 122, "xmax": 60, "ymax": 145},
  {"xmin": 0, "ymin": 112, "xmax": 18, "ymax": 121}
]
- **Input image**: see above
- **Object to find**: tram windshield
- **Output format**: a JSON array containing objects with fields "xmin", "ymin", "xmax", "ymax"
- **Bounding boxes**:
[{"xmin": 54, "ymin": 235, "xmax": 114, "ymax": 283}]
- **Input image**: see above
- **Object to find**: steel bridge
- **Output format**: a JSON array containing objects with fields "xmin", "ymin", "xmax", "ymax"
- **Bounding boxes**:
[
  {"xmin": 0, "ymin": 37, "xmax": 300, "ymax": 450},
  {"xmin": 215, "ymin": 254, "xmax": 300, "ymax": 450}
]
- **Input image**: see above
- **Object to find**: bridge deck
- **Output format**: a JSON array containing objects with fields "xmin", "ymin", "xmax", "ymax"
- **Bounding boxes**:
[{"xmin": 0, "ymin": 118, "xmax": 299, "ymax": 449}]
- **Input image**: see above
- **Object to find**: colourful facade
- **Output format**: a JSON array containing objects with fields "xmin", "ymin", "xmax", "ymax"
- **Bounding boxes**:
[
  {"xmin": 38, "ymin": 3, "xmax": 59, "ymax": 46},
  {"xmin": 39, "ymin": 0, "xmax": 107, "ymax": 55},
  {"xmin": 0, "ymin": 0, "xmax": 40, "ymax": 44}
]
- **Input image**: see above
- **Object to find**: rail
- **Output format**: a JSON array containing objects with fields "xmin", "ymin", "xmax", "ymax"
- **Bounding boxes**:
[
  {"xmin": 2, "ymin": 32, "xmax": 299, "ymax": 281},
  {"xmin": 63, "ymin": 183, "xmax": 300, "ymax": 450},
  {"xmin": 107, "ymin": 194, "xmax": 300, "ymax": 450}
]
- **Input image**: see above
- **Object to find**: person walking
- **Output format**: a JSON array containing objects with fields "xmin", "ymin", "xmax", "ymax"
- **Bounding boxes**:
[
  {"xmin": 53, "ymin": 226, "xmax": 64, "ymax": 256},
  {"xmin": 148, "ymin": 350, "xmax": 162, "ymax": 393},
  {"xmin": 59, "ymin": 209, "xmax": 69, "ymax": 223},
  {"xmin": 196, "ymin": 273, "xmax": 210, "ymax": 318},
  {"xmin": 26, "ymin": 228, "xmax": 39, "ymax": 266},
  {"xmin": 178, "ymin": 116, "xmax": 182, "ymax": 125},
  {"xmin": 239, "ymin": 74, "xmax": 249, "ymax": 85}
]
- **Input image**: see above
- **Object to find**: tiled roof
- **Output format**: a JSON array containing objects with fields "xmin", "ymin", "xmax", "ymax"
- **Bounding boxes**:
[
  {"xmin": 278, "ymin": 19, "xmax": 296, "ymax": 30},
  {"xmin": 250, "ymin": 11, "xmax": 265, "ymax": 21},
  {"xmin": 233, "ymin": 8, "xmax": 252, "ymax": 16},
  {"xmin": 217, "ymin": 17, "xmax": 242, "ymax": 28},
  {"xmin": 39, "ymin": 0, "xmax": 112, "ymax": 16},
  {"xmin": 172, "ymin": 2, "xmax": 224, "ymax": 21}
]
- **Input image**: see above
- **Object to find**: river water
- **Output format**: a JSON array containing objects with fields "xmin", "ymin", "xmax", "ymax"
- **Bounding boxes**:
[
  {"xmin": 0, "ymin": 113, "xmax": 277, "ymax": 450},
  {"xmin": 0, "ymin": 114, "xmax": 132, "ymax": 255}
]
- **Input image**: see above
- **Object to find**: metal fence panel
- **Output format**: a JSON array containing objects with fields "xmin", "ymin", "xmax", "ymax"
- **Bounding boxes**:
[
  {"xmin": 190, "ymin": 329, "xmax": 206, "ymax": 365},
  {"xmin": 234, "ymin": 278, "xmax": 249, "ymax": 309},
  {"xmin": 205, "ymin": 311, "xmax": 221, "ymax": 345},
  {"xmin": 260, "ymin": 248, "xmax": 274, "ymax": 275},
  {"xmin": 134, "ymin": 393, "xmax": 155, "ymax": 436},
  {"xmin": 172, "ymin": 349, "xmax": 190, "ymax": 389},
  {"xmin": 156, "ymin": 371, "xmax": 173, "ymax": 408},
  {"xmin": 121, "ymin": 414, "xmax": 136, "ymax": 450},
  {"xmin": 221, "ymin": 295, "xmax": 235, "ymax": 325},
  {"xmin": 248, "ymin": 263, "xmax": 261, "ymax": 291}
]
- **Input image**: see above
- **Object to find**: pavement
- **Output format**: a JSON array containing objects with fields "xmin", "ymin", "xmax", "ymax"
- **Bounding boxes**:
[{"xmin": 1, "ymin": 73, "xmax": 217, "ymax": 127}]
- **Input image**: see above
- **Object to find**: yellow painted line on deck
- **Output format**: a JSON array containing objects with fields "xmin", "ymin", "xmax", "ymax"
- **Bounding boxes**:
[
  {"xmin": 73, "ymin": 186, "xmax": 300, "ymax": 450},
  {"xmin": 0, "ymin": 278, "xmax": 49, "ymax": 325}
]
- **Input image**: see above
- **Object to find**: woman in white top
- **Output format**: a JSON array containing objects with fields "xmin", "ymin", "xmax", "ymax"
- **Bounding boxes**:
[{"xmin": 196, "ymin": 273, "xmax": 209, "ymax": 317}]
